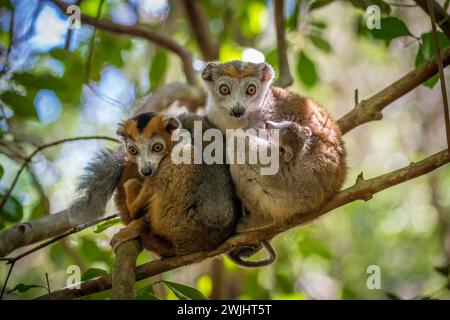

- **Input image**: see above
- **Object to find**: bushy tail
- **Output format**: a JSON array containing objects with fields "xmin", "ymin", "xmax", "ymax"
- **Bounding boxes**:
[{"xmin": 68, "ymin": 148, "xmax": 125, "ymax": 225}]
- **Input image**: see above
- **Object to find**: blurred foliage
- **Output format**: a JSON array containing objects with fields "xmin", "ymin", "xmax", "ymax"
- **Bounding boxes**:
[{"xmin": 0, "ymin": 0, "xmax": 449, "ymax": 300}]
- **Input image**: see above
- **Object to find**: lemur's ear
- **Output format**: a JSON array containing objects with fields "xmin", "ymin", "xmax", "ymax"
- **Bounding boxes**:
[
  {"xmin": 201, "ymin": 62, "xmax": 218, "ymax": 82},
  {"xmin": 257, "ymin": 63, "xmax": 275, "ymax": 82},
  {"xmin": 163, "ymin": 116, "xmax": 181, "ymax": 133},
  {"xmin": 116, "ymin": 123, "xmax": 126, "ymax": 137}
]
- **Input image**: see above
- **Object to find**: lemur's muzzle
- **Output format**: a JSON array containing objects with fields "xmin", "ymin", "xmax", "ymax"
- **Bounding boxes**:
[{"xmin": 231, "ymin": 104, "xmax": 245, "ymax": 118}]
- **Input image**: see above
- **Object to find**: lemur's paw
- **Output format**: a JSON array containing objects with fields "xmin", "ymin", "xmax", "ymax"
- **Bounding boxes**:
[{"xmin": 110, "ymin": 228, "xmax": 137, "ymax": 253}]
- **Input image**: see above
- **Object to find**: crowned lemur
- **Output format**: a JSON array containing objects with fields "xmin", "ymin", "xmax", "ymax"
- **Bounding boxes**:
[
  {"xmin": 200, "ymin": 61, "xmax": 346, "ymax": 251},
  {"xmin": 68, "ymin": 61, "xmax": 345, "ymax": 267}
]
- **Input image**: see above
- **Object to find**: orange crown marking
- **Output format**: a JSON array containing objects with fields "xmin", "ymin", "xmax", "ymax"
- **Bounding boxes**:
[{"xmin": 220, "ymin": 64, "xmax": 256, "ymax": 78}]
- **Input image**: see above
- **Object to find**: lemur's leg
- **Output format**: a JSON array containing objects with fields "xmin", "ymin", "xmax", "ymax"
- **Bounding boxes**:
[
  {"xmin": 265, "ymin": 121, "xmax": 312, "ymax": 161},
  {"xmin": 124, "ymin": 179, "xmax": 148, "ymax": 220},
  {"xmin": 110, "ymin": 216, "xmax": 147, "ymax": 252},
  {"xmin": 236, "ymin": 210, "xmax": 275, "ymax": 233}
]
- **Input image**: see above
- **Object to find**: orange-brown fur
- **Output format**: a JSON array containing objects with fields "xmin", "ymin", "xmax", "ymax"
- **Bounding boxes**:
[{"xmin": 112, "ymin": 113, "xmax": 238, "ymax": 257}]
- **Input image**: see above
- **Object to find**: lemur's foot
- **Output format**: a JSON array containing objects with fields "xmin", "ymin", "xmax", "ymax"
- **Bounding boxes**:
[
  {"xmin": 110, "ymin": 227, "xmax": 140, "ymax": 253},
  {"xmin": 265, "ymin": 120, "xmax": 312, "ymax": 161}
]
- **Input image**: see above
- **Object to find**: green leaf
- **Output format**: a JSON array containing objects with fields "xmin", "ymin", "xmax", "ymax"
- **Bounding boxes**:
[
  {"xmin": 0, "ymin": 91, "xmax": 38, "ymax": 118},
  {"xmin": 370, "ymin": 17, "xmax": 412, "ymax": 44},
  {"xmin": 349, "ymin": 0, "xmax": 391, "ymax": 15},
  {"xmin": 386, "ymin": 292, "xmax": 401, "ymax": 300},
  {"xmin": 162, "ymin": 281, "xmax": 207, "ymax": 300},
  {"xmin": 310, "ymin": 0, "xmax": 334, "ymax": 11},
  {"xmin": 0, "ymin": 0, "xmax": 12, "ymax": 9},
  {"xmin": 309, "ymin": 35, "xmax": 332, "ymax": 53},
  {"xmin": 434, "ymin": 265, "xmax": 449, "ymax": 277},
  {"xmin": 415, "ymin": 32, "xmax": 450, "ymax": 88},
  {"xmin": 8, "ymin": 283, "xmax": 46, "ymax": 295},
  {"xmin": 94, "ymin": 217, "xmax": 122, "ymax": 233},
  {"xmin": 149, "ymin": 50, "xmax": 168, "ymax": 90},
  {"xmin": 0, "ymin": 164, "xmax": 3, "ymax": 180},
  {"xmin": 1, "ymin": 196, "xmax": 23, "ymax": 222},
  {"xmin": 30, "ymin": 201, "xmax": 47, "ymax": 220},
  {"xmin": 296, "ymin": 51, "xmax": 318, "ymax": 88},
  {"xmin": 81, "ymin": 268, "xmax": 108, "ymax": 281},
  {"xmin": 12, "ymin": 72, "xmax": 65, "ymax": 92},
  {"xmin": 135, "ymin": 284, "xmax": 160, "ymax": 300}
]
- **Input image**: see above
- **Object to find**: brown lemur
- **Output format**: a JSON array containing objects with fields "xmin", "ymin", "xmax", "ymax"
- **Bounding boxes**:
[
  {"xmin": 110, "ymin": 112, "xmax": 275, "ymax": 266},
  {"xmin": 201, "ymin": 61, "xmax": 347, "ymax": 257}
]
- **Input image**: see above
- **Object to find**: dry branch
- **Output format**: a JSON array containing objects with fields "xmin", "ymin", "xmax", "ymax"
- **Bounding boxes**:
[
  {"xmin": 35, "ymin": 149, "xmax": 450, "ymax": 299},
  {"xmin": 49, "ymin": 0, "xmax": 197, "ymax": 85},
  {"xmin": 337, "ymin": 46, "xmax": 450, "ymax": 134}
]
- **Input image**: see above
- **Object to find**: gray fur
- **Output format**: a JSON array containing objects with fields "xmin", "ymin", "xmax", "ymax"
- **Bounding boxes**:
[{"xmin": 69, "ymin": 148, "xmax": 126, "ymax": 225}]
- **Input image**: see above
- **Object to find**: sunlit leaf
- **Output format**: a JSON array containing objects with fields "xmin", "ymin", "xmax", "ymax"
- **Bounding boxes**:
[
  {"xmin": 296, "ymin": 51, "xmax": 318, "ymax": 87},
  {"xmin": 149, "ymin": 50, "xmax": 168, "ymax": 90},
  {"xmin": 8, "ymin": 283, "xmax": 46, "ymax": 295},
  {"xmin": 370, "ymin": 17, "xmax": 412, "ymax": 44},
  {"xmin": 0, "ymin": 91, "xmax": 37, "ymax": 118},
  {"xmin": 309, "ymin": 35, "xmax": 332, "ymax": 53},
  {"xmin": 1, "ymin": 196, "xmax": 23, "ymax": 222},
  {"xmin": 81, "ymin": 268, "xmax": 108, "ymax": 281},
  {"xmin": 162, "ymin": 280, "xmax": 207, "ymax": 300},
  {"xmin": 415, "ymin": 32, "xmax": 450, "ymax": 88},
  {"xmin": 135, "ymin": 284, "xmax": 160, "ymax": 300},
  {"xmin": 94, "ymin": 217, "xmax": 121, "ymax": 233},
  {"xmin": 196, "ymin": 275, "xmax": 212, "ymax": 297}
]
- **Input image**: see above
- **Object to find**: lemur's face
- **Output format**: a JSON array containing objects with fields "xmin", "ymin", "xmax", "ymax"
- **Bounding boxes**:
[
  {"xmin": 117, "ymin": 112, "xmax": 180, "ymax": 177},
  {"xmin": 201, "ymin": 61, "xmax": 274, "ymax": 118}
]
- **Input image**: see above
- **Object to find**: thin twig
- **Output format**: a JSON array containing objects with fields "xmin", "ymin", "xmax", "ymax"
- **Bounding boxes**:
[
  {"xmin": 50, "ymin": 0, "xmax": 197, "ymax": 85},
  {"xmin": 0, "ymin": 136, "xmax": 119, "ymax": 214},
  {"xmin": 274, "ymin": 0, "xmax": 293, "ymax": 87},
  {"xmin": 426, "ymin": 0, "xmax": 450, "ymax": 150},
  {"xmin": 0, "ymin": 262, "xmax": 15, "ymax": 300},
  {"xmin": 84, "ymin": 0, "xmax": 106, "ymax": 83}
]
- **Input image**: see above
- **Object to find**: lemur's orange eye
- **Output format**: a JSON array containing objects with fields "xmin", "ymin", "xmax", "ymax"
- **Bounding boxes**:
[
  {"xmin": 246, "ymin": 84, "xmax": 256, "ymax": 95},
  {"xmin": 128, "ymin": 146, "xmax": 138, "ymax": 155},
  {"xmin": 219, "ymin": 84, "xmax": 230, "ymax": 95},
  {"xmin": 152, "ymin": 143, "xmax": 163, "ymax": 152}
]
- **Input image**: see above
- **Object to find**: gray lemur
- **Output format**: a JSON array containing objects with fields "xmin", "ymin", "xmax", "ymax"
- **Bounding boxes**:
[{"xmin": 201, "ymin": 61, "xmax": 347, "ymax": 259}]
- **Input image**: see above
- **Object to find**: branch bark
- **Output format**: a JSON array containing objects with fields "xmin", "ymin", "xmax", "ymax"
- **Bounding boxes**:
[
  {"xmin": 337, "ymin": 46, "xmax": 450, "ymax": 134},
  {"xmin": 111, "ymin": 240, "xmax": 142, "ymax": 300},
  {"xmin": 274, "ymin": 0, "xmax": 293, "ymax": 88},
  {"xmin": 414, "ymin": 0, "xmax": 450, "ymax": 38},
  {"xmin": 49, "ymin": 0, "xmax": 197, "ymax": 85},
  {"xmin": 35, "ymin": 149, "xmax": 450, "ymax": 299},
  {"xmin": 181, "ymin": 0, "xmax": 219, "ymax": 61}
]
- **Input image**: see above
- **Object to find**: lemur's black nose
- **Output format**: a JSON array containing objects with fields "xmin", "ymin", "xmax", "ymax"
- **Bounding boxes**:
[
  {"xmin": 140, "ymin": 168, "xmax": 153, "ymax": 176},
  {"xmin": 231, "ymin": 105, "xmax": 245, "ymax": 118}
]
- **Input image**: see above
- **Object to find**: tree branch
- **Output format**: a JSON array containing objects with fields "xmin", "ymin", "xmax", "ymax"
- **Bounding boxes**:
[
  {"xmin": 274, "ymin": 0, "xmax": 293, "ymax": 88},
  {"xmin": 425, "ymin": 0, "xmax": 450, "ymax": 149},
  {"xmin": 134, "ymin": 82, "xmax": 206, "ymax": 115},
  {"xmin": 49, "ymin": 0, "xmax": 197, "ymax": 85},
  {"xmin": 181, "ymin": 0, "xmax": 219, "ymax": 61},
  {"xmin": 0, "ymin": 136, "xmax": 119, "ymax": 216},
  {"xmin": 35, "ymin": 149, "xmax": 450, "ymax": 300},
  {"xmin": 337, "ymin": 46, "xmax": 450, "ymax": 134},
  {"xmin": 111, "ymin": 240, "xmax": 142, "ymax": 300},
  {"xmin": 414, "ymin": 0, "xmax": 450, "ymax": 38}
]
